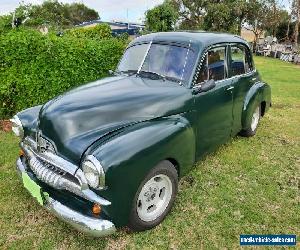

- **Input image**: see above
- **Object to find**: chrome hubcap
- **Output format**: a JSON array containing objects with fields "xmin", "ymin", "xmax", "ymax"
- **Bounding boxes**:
[
  {"xmin": 251, "ymin": 106, "xmax": 260, "ymax": 131},
  {"xmin": 137, "ymin": 174, "xmax": 172, "ymax": 222}
]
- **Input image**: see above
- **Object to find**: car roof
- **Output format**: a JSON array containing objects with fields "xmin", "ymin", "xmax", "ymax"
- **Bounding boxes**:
[{"xmin": 129, "ymin": 31, "xmax": 249, "ymax": 50}]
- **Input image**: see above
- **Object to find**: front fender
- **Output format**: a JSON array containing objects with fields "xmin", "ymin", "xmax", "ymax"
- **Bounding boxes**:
[
  {"xmin": 242, "ymin": 82, "xmax": 271, "ymax": 129},
  {"xmin": 17, "ymin": 105, "xmax": 42, "ymax": 138},
  {"xmin": 90, "ymin": 114, "xmax": 195, "ymax": 226}
]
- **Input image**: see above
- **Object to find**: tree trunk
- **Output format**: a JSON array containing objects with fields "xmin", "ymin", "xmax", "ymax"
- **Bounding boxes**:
[
  {"xmin": 253, "ymin": 32, "xmax": 259, "ymax": 53},
  {"xmin": 294, "ymin": 0, "xmax": 300, "ymax": 47},
  {"xmin": 286, "ymin": 15, "xmax": 291, "ymax": 41}
]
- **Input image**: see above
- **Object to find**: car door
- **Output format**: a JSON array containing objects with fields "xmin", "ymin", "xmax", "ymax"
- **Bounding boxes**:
[
  {"xmin": 193, "ymin": 45, "xmax": 234, "ymax": 159},
  {"xmin": 229, "ymin": 44, "xmax": 256, "ymax": 135}
]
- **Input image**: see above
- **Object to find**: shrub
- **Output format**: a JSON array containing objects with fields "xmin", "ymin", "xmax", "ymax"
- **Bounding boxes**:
[
  {"xmin": 0, "ymin": 28, "xmax": 126, "ymax": 118},
  {"xmin": 66, "ymin": 23, "xmax": 112, "ymax": 40}
]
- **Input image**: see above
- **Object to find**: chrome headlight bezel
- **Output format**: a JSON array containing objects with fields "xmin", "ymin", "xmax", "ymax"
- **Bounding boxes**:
[
  {"xmin": 82, "ymin": 155, "xmax": 105, "ymax": 190},
  {"xmin": 10, "ymin": 115, "xmax": 24, "ymax": 138}
]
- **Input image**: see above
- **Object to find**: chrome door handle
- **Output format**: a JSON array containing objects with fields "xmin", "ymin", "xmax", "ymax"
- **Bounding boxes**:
[{"xmin": 226, "ymin": 86, "xmax": 234, "ymax": 91}]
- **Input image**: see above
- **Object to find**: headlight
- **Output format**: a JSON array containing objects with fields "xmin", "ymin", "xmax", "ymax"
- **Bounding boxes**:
[
  {"xmin": 82, "ymin": 155, "xmax": 105, "ymax": 189},
  {"xmin": 10, "ymin": 115, "xmax": 24, "ymax": 138}
]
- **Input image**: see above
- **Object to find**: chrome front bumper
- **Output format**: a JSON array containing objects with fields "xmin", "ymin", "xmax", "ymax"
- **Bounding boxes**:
[{"xmin": 16, "ymin": 158, "xmax": 116, "ymax": 237}]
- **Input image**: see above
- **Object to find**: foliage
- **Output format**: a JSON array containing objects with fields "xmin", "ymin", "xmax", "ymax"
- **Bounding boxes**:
[
  {"xmin": 0, "ymin": 57, "xmax": 299, "ymax": 248},
  {"xmin": 0, "ymin": 29, "xmax": 126, "ymax": 118},
  {"xmin": 145, "ymin": 2, "xmax": 178, "ymax": 32},
  {"xmin": 0, "ymin": 15, "xmax": 12, "ymax": 33},
  {"xmin": 66, "ymin": 24, "xmax": 112, "ymax": 40},
  {"xmin": 244, "ymin": 0, "xmax": 286, "ymax": 48},
  {"xmin": 159, "ymin": 0, "xmax": 290, "ymax": 37},
  {"xmin": 170, "ymin": 0, "xmax": 251, "ymax": 34},
  {"xmin": 170, "ymin": 0, "xmax": 206, "ymax": 30},
  {"xmin": 65, "ymin": 2, "xmax": 99, "ymax": 26},
  {"xmin": 3, "ymin": 0, "xmax": 99, "ymax": 30},
  {"xmin": 203, "ymin": 2, "xmax": 236, "ymax": 33},
  {"xmin": 115, "ymin": 32, "xmax": 130, "ymax": 43}
]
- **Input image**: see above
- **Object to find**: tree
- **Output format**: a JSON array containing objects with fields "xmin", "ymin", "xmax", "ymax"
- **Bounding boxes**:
[
  {"xmin": 65, "ymin": 3, "xmax": 99, "ymax": 26},
  {"xmin": 244, "ymin": 0, "xmax": 270, "ymax": 50},
  {"xmin": 203, "ymin": 2, "xmax": 235, "ymax": 32},
  {"xmin": 3, "ymin": 0, "xmax": 99, "ymax": 30},
  {"xmin": 145, "ymin": 2, "xmax": 178, "ymax": 32},
  {"xmin": 171, "ymin": 0, "xmax": 250, "ymax": 34},
  {"xmin": 170, "ymin": 0, "xmax": 208, "ymax": 30},
  {"xmin": 275, "ymin": 11, "xmax": 294, "ymax": 41}
]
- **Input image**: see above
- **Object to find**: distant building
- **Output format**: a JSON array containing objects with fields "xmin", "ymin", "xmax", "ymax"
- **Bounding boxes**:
[
  {"xmin": 76, "ymin": 20, "xmax": 145, "ymax": 37},
  {"xmin": 241, "ymin": 27, "xmax": 265, "ymax": 42}
]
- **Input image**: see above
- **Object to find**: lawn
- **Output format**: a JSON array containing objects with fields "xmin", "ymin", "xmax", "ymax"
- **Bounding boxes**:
[{"xmin": 0, "ymin": 57, "xmax": 299, "ymax": 249}]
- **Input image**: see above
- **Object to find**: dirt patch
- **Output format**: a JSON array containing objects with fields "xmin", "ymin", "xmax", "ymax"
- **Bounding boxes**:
[{"xmin": 0, "ymin": 120, "xmax": 12, "ymax": 132}]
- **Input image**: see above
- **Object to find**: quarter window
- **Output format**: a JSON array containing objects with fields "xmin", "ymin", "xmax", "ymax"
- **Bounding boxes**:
[
  {"xmin": 196, "ymin": 46, "xmax": 227, "ymax": 84},
  {"xmin": 230, "ymin": 45, "xmax": 253, "ymax": 76}
]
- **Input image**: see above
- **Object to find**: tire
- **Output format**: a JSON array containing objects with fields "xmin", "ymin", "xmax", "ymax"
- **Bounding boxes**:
[
  {"xmin": 128, "ymin": 160, "xmax": 178, "ymax": 231},
  {"xmin": 240, "ymin": 105, "xmax": 261, "ymax": 137}
]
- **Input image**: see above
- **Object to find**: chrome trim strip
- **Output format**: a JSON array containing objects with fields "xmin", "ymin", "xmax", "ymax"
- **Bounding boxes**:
[
  {"xmin": 23, "ymin": 138, "xmax": 75, "ymax": 174},
  {"xmin": 16, "ymin": 159, "xmax": 115, "ymax": 237},
  {"xmin": 137, "ymin": 40, "xmax": 152, "ymax": 73},
  {"xmin": 85, "ymin": 155, "xmax": 106, "ymax": 189}
]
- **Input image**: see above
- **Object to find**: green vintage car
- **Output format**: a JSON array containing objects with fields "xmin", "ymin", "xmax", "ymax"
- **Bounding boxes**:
[{"xmin": 11, "ymin": 32, "xmax": 271, "ymax": 236}]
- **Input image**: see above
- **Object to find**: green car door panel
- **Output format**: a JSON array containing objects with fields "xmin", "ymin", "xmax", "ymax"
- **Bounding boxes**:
[
  {"xmin": 86, "ymin": 115, "xmax": 195, "ymax": 226},
  {"xmin": 11, "ymin": 32, "xmax": 271, "ymax": 236},
  {"xmin": 242, "ymin": 81, "xmax": 271, "ymax": 130},
  {"xmin": 194, "ymin": 79, "xmax": 233, "ymax": 158}
]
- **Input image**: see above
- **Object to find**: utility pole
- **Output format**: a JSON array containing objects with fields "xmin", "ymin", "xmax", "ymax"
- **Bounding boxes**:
[{"xmin": 127, "ymin": 9, "xmax": 129, "ymax": 29}]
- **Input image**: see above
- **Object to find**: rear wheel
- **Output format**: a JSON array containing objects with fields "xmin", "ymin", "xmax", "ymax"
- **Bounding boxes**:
[
  {"xmin": 240, "ymin": 105, "xmax": 261, "ymax": 137},
  {"xmin": 128, "ymin": 161, "xmax": 178, "ymax": 231}
]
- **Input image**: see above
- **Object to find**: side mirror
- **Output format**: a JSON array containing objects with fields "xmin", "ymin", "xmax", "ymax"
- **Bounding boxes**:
[{"xmin": 192, "ymin": 79, "xmax": 216, "ymax": 94}]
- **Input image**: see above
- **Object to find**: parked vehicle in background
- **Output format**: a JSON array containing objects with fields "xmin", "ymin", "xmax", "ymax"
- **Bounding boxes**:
[{"xmin": 11, "ymin": 32, "xmax": 271, "ymax": 237}]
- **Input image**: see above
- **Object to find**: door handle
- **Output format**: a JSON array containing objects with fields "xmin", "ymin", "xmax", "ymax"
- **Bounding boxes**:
[{"xmin": 226, "ymin": 86, "xmax": 234, "ymax": 91}]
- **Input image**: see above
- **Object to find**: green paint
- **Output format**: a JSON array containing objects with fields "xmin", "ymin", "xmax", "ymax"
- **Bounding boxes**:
[{"xmin": 22, "ymin": 173, "xmax": 44, "ymax": 206}]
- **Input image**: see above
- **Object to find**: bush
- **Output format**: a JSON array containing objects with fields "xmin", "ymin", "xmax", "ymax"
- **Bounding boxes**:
[
  {"xmin": 66, "ymin": 23, "xmax": 112, "ymax": 40},
  {"xmin": 0, "ymin": 28, "xmax": 126, "ymax": 118}
]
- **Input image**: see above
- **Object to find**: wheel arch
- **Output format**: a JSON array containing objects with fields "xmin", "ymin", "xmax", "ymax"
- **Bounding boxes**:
[
  {"xmin": 89, "ymin": 115, "xmax": 195, "ymax": 226},
  {"xmin": 242, "ymin": 82, "xmax": 271, "ymax": 129}
]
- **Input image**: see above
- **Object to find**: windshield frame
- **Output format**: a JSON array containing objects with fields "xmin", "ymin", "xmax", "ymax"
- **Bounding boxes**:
[{"xmin": 117, "ymin": 41, "xmax": 197, "ymax": 87}]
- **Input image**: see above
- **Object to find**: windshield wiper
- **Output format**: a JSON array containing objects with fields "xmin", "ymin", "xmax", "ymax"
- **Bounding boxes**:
[
  {"xmin": 137, "ymin": 70, "xmax": 166, "ymax": 81},
  {"xmin": 115, "ymin": 69, "xmax": 138, "ymax": 76},
  {"xmin": 137, "ymin": 70, "xmax": 182, "ymax": 84}
]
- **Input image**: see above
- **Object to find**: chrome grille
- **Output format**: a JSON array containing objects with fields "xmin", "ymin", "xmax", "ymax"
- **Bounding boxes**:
[
  {"xmin": 29, "ymin": 157, "xmax": 74, "ymax": 189},
  {"xmin": 21, "ymin": 137, "xmax": 111, "ymax": 206},
  {"xmin": 36, "ymin": 132, "xmax": 56, "ymax": 153}
]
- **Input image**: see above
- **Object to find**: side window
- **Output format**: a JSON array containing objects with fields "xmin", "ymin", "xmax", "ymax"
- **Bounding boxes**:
[
  {"xmin": 196, "ymin": 46, "xmax": 226, "ymax": 84},
  {"xmin": 231, "ymin": 45, "xmax": 253, "ymax": 76}
]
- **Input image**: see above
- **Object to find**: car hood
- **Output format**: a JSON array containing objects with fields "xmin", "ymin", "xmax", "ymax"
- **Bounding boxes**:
[{"xmin": 38, "ymin": 75, "xmax": 192, "ymax": 164}]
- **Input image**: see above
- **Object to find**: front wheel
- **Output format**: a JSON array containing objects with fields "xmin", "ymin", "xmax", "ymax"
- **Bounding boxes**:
[
  {"xmin": 128, "ymin": 161, "xmax": 178, "ymax": 231},
  {"xmin": 240, "ymin": 105, "xmax": 261, "ymax": 137}
]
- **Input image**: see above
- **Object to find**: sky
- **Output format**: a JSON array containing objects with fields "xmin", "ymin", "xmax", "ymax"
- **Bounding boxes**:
[
  {"xmin": 0, "ymin": 0, "xmax": 292, "ymax": 23},
  {"xmin": 0, "ymin": 0, "xmax": 164, "ymax": 23}
]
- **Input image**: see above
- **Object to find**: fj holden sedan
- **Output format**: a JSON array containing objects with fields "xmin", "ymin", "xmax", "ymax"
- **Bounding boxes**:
[{"xmin": 11, "ymin": 32, "xmax": 271, "ymax": 236}]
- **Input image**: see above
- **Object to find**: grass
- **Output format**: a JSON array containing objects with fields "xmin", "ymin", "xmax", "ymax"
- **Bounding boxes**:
[{"xmin": 0, "ymin": 57, "xmax": 299, "ymax": 249}]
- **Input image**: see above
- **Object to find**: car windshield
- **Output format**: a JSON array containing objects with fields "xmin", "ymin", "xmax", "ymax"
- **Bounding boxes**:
[{"xmin": 117, "ymin": 43, "xmax": 196, "ymax": 84}]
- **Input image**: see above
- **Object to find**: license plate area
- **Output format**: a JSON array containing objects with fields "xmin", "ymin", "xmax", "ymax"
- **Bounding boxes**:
[{"xmin": 22, "ymin": 172, "xmax": 45, "ymax": 205}]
